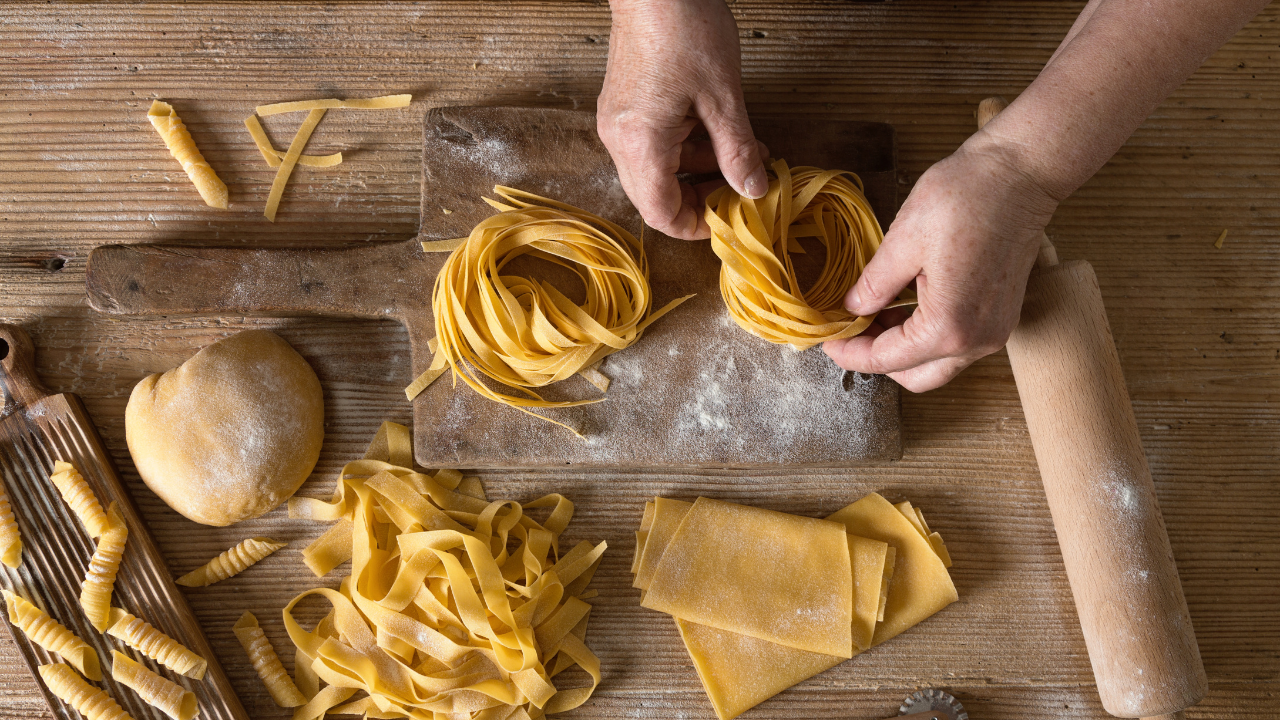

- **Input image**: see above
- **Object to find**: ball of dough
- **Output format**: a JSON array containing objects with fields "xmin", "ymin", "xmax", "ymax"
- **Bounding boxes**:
[{"xmin": 126, "ymin": 330, "xmax": 324, "ymax": 527}]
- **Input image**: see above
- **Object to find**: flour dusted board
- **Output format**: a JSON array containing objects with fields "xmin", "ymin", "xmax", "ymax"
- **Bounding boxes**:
[
  {"xmin": 415, "ymin": 107, "xmax": 901, "ymax": 467},
  {"xmin": 85, "ymin": 107, "xmax": 901, "ymax": 469}
]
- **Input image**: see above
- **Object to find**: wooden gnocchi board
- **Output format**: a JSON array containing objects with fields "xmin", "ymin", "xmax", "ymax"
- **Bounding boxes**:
[
  {"xmin": 85, "ymin": 107, "xmax": 902, "ymax": 470},
  {"xmin": 0, "ymin": 325, "xmax": 249, "ymax": 720}
]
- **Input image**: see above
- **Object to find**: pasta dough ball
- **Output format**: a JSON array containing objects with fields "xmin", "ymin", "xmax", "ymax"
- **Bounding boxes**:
[{"xmin": 126, "ymin": 330, "xmax": 324, "ymax": 526}]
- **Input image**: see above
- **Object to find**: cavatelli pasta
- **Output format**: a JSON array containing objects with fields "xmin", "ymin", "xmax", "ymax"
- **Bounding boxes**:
[
  {"xmin": 4, "ymin": 590, "xmax": 101, "ymax": 680},
  {"xmin": 39, "ymin": 663, "xmax": 134, "ymax": 720},
  {"xmin": 50, "ymin": 461, "xmax": 109, "ymax": 538},
  {"xmin": 111, "ymin": 651, "xmax": 198, "ymax": 720},
  {"xmin": 0, "ymin": 472, "xmax": 22, "ymax": 567},
  {"xmin": 176, "ymin": 537, "xmax": 285, "ymax": 587},
  {"xmin": 232, "ymin": 612, "xmax": 306, "ymax": 707},
  {"xmin": 80, "ymin": 504, "xmax": 129, "ymax": 632},
  {"xmin": 106, "ymin": 608, "xmax": 207, "ymax": 680}
]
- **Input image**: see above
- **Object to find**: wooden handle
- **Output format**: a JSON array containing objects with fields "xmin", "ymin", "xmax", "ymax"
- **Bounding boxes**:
[
  {"xmin": 0, "ymin": 324, "xmax": 50, "ymax": 420},
  {"xmin": 85, "ymin": 239, "xmax": 434, "ymax": 323},
  {"xmin": 1006, "ymin": 261, "xmax": 1207, "ymax": 718}
]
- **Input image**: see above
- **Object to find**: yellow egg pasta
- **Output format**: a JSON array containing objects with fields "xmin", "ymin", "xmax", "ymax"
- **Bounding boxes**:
[
  {"xmin": 81, "ymin": 503, "xmax": 129, "ymax": 632},
  {"xmin": 408, "ymin": 187, "xmax": 691, "ymax": 432},
  {"xmin": 111, "ymin": 651, "xmax": 198, "ymax": 720},
  {"xmin": 283, "ymin": 420, "xmax": 605, "ymax": 720},
  {"xmin": 705, "ymin": 159, "xmax": 911, "ymax": 350},
  {"xmin": 147, "ymin": 100, "xmax": 228, "ymax": 210},
  {"xmin": 254, "ymin": 94, "xmax": 412, "ymax": 116},
  {"xmin": 233, "ymin": 611, "xmax": 306, "ymax": 708},
  {"xmin": 5, "ymin": 591, "xmax": 101, "ymax": 681},
  {"xmin": 50, "ymin": 461, "xmax": 109, "ymax": 538},
  {"xmin": 39, "ymin": 663, "xmax": 134, "ymax": 720},
  {"xmin": 243, "ymin": 115, "xmax": 342, "ymax": 168},
  {"xmin": 0, "ymin": 472, "xmax": 22, "ymax": 568},
  {"xmin": 106, "ymin": 608, "xmax": 207, "ymax": 680},
  {"xmin": 175, "ymin": 537, "xmax": 286, "ymax": 587}
]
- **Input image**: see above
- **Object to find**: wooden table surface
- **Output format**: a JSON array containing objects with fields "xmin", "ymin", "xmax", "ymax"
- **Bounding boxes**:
[{"xmin": 1, "ymin": 2, "xmax": 1276, "ymax": 719}]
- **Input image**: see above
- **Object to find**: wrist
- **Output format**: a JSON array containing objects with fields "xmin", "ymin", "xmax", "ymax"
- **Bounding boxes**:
[{"xmin": 963, "ymin": 120, "xmax": 1072, "ymax": 212}]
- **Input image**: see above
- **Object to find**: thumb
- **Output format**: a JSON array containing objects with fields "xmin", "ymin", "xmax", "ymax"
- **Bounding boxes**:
[
  {"xmin": 846, "ymin": 234, "xmax": 922, "ymax": 316},
  {"xmin": 698, "ymin": 95, "xmax": 768, "ymax": 200}
]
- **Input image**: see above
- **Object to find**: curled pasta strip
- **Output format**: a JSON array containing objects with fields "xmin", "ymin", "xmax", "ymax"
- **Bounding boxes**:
[
  {"xmin": 107, "ymin": 608, "xmax": 207, "ymax": 680},
  {"xmin": 111, "ymin": 651, "xmax": 198, "ymax": 720},
  {"xmin": 81, "ymin": 503, "xmax": 129, "ymax": 632},
  {"xmin": 705, "ymin": 159, "xmax": 900, "ymax": 350},
  {"xmin": 50, "ymin": 461, "xmax": 109, "ymax": 538},
  {"xmin": 283, "ymin": 421, "xmax": 604, "ymax": 720},
  {"xmin": 0, "ymin": 473, "xmax": 22, "ymax": 568},
  {"xmin": 5, "ymin": 590, "xmax": 101, "ymax": 681},
  {"xmin": 39, "ymin": 663, "xmax": 134, "ymax": 720},
  {"xmin": 147, "ymin": 100, "xmax": 228, "ymax": 210},
  {"xmin": 176, "ymin": 537, "xmax": 286, "ymax": 587},
  {"xmin": 233, "ymin": 612, "xmax": 307, "ymax": 708},
  {"xmin": 408, "ymin": 187, "xmax": 691, "ymax": 430}
]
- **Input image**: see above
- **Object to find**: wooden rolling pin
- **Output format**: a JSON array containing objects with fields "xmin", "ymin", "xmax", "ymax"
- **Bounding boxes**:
[{"xmin": 978, "ymin": 97, "xmax": 1207, "ymax": 720}]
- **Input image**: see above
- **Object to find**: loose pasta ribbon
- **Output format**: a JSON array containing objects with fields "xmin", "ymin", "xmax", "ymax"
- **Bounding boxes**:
[
  {"xmin": 283, "ymin": 420, "xmax": 605, "ymax": 720},
  {"xmin": 705, "ymin": 159, "xmax": 905, "ymax": 350},
  {"xmin": 408, "ymin": 187, "xmax": 692, "ymax": 432}
]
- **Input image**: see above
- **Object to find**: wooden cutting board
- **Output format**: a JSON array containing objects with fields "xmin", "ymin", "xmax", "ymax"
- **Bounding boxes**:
[
  {"xmin": 0, "ymin": 325, "xmax": 248, "ymax": 720},
  {"xmin": 85, "ymin": 107, "xmax": 901, "ymax": 470}
]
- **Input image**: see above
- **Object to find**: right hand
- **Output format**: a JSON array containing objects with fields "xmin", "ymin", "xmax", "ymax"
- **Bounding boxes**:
[{"xmin": 598, "ymin": 0, "xmax": 769, "ymax": 240}]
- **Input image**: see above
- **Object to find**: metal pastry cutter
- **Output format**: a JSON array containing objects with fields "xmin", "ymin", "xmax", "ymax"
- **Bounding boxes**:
[{"xmin": 895, "ymin": 689, "xmax": 968, "ymax": 720}]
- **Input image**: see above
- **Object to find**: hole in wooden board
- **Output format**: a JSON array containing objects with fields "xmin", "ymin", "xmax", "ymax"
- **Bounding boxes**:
[{"xmin": 0, "ymin": 338, "xmax": 8, "ymax": 362}]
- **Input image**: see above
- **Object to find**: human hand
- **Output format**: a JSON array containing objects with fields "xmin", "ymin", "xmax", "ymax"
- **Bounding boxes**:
[
  {"xmin": 823, "ymin": 135, "xmax": 1061, "ymax": 392},
  {"xmin": 598, "ymin": 0, "xmax": 769, "ymax": 240}
]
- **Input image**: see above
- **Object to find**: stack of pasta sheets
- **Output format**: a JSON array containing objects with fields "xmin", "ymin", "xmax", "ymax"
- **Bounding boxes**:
[{"xmin": 631, "ymin": 494, "xmax": 957, "ymax": 720}]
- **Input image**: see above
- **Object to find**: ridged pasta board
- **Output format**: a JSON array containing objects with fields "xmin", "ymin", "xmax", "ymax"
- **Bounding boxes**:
[
  {"xmin": 84, "ymin": 107, "xmax": 902, "ymax": 470},
  {"xmin": 0, "ymin": 324, "xmax": 249, "ymax": 720}
]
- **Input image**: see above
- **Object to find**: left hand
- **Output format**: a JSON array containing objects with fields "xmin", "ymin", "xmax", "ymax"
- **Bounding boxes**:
[{"xmin": 822, "ymin": 134, "xmax": 1060, "ymax": 392}]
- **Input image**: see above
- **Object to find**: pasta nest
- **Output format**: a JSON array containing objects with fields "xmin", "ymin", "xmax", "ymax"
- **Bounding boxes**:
[
  {"xmin": 431, "ymin": 187, "xmax": 682, "ymax": 412},
  {"xmin": 705, "ymin": 159, "xmax": 887, "ymax": 350}
]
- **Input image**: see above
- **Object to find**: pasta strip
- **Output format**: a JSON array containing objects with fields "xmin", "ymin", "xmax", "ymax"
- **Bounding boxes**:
[
  {"xmin": 111, "ymin": 651, "xmax": 197, "ymax": 720},
  {"xmin": 244, "ymin": 115, "xmax": 342, "ymax": 168},
  {"xmin": 39, "ymin": 663, "xmax": 134, "ymax": 720},
  {"xmin": 263, "ymin": 108, "xmax": 326, "ymax": 222},
  {"xmin": 176, "ymin": 537, "xmax": 286, "ymax": 587},
  {"xmin": 147, "ymin": 100, "xmax": 228, "ymax": 210},
  {"xmin": 233, "ymin": 612, "xmax": 307, "ymax": 708},
  {"xmin": 255, "ymin": 94, "xmax": 412, "ymax": 116},
  {"xmin": 5, "ymin": 591, "xmax": 101, "ymax": 680},
  {"xmin": 705, "ymin": 159, "xmax": 912, "ymax": 350},
  {"xmin": 0, "ymin": 471, "xmax": 22, "ymax": 567},
  {"xmin": 107, "ymin": 608, "xmax": 207, "ymax": 680},
  {"xmin": 409, "ymin": 187, "xmax": 692, "ymax": 432},
  {"xmin": 50, "ymin": 461, "xmax": 109, "ymax": 538},
  {"xmin": 80, "ymin": 503, "xmax": 129, "ymax": 632}
]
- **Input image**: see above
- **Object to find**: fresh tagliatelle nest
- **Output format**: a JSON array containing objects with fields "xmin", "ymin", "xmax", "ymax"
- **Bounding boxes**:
[
  {"xmin": 706, "ymin": 159, "xmax": 908, "ymax": 351},
  {"xmin": 407, "ymin": 188, "xmax": 691, "ymax": 432},
  {"xmin": 285, "ymin": 422, "xmax": 606, "ymax": 720}
]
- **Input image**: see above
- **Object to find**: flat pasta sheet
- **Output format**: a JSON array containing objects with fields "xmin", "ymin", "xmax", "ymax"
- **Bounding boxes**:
[{"xmin": 640, "ymin": 497, "xmax": 854, "ymax": 658}]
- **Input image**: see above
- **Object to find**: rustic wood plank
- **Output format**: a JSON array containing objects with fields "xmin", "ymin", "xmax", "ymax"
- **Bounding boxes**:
[{"xmin": 1, "ymin": 2, "xmax": 1277, "ymax": 719}]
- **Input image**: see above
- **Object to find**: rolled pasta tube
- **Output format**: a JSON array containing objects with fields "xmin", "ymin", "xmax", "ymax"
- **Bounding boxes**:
[
  {"xmin": 147, "ymin": 100, "xmax": 228, "ymax": 209},
  {"xmin": 232, "ymin": 611, "xmax": 306, "ymax": 707},
  {"xmin": 111, "ymin": 651, "xmax": 198, "ymax": 720},
  {"xmin": 49, "ymin": 460, "xmax": 108, "ymax": 538},
  {"xmin": 106, "ymin": 608, "xmax": 207, "ymax": 680},
  {"xmin": 0, "ymin": 473, "xmax": 22, "ymax": 567},
  {"xmin": 81, "ymin": 503, "xmax": 128, "ymax": 632},
  {"xmin": 39, "ymin": 663, "xmax": 134, "ymax": 720},
  {"xmin": 175, "ymin": 537, "xmax": 285, "ymax": 587},
  {"xmin": 4, "ymin": 590, "xmax": 101, "ymax": 681}
]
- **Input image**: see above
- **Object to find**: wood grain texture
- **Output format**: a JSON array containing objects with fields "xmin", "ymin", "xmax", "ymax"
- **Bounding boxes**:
[{"xmin": 0, "ymin": 2, "xmax": 1277, "ymax": 719}]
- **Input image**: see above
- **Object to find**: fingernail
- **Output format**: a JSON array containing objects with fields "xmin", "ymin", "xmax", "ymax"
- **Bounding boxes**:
[
  {"xmin": 846, "ymin": 288, "xmax": 862, "ymax": 314},
  {"xmin": 743, "ymin": 167, "xmax": 767, "ymax": 199}
]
